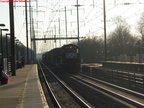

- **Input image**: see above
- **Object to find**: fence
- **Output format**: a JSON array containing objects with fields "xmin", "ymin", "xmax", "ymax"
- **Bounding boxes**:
[{"xmin": 81, "ymin": 65, "xmax": 144, "ymax": 93}]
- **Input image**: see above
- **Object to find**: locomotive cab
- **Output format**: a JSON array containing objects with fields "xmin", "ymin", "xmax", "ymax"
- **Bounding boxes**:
[
  {"xmin": 61, "ymin": 44, "xmax": 80, "ymax": 72},
  {"xmin": 42, "ymin": 44, "xmax": 80, "ymax": 73}
]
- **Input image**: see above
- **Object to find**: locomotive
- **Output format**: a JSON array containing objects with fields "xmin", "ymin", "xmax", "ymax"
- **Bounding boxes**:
[{"xmin": 42, "ymin": 44, "xmax": 80, "ymax": 73}]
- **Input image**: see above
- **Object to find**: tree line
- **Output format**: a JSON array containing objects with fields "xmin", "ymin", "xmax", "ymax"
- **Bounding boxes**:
[{"xmin": 75, "ymin": 12, "xmax": 144, "ymax": 63}]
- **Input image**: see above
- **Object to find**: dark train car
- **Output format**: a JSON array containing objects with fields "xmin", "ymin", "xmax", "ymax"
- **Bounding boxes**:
[
  {"xmin": 42, "ymin": 52, "xmax": 47, "ymax": 64},
  {"xmin": 48, "ymin": 48, "xmax": 61, "ymax": 66},
  {"xmin": 42, "ymin": 48, "xmax": 61, "ymax": 66},
  {"xmin": 43, "ymin": 44, "xmax": 80, "ymax": 73},
  {"xmin": 61, "ymin": 44, "xmax": 80, "ymax": 72}
]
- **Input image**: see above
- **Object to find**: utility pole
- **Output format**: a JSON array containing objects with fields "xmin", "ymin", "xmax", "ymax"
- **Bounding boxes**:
[
  {"xmin": 31, "ymin": 8, "xmax": 36, "ymax": 63},
  {"xmin": 103, "ymin": 0, "xmax": 107, "ymax": 61},
  {"xmin": 30, "ymin": 8, "xmax": 44, "ymax": 60},
  {"xmin": 25, "ymin": 1, "xmax": 29, "ymax": 64},
  {"xmin": 54, "ymin": 25, "xmax": 57, "ymax": 48},
  {"xmin": 28, "ymin": 0, "xmax": 32, "ymax": 64},
  {"xmin": 49, "ymin": 21, "xmax": 58, "ymax": 48},
  {"xmin": 14, "ymin": 4, "xmax": 32, "ymax": 64},
  {"xmin": 36, "ymin": 0, "xmax": 38, "ymax": 59},
  {"xmin": 65, "ymin": 7, "xmax": 68, "ymax": 44},
  {"xmin": 9, "ymin": 0, "xmax": 16, "ymax": 76},
  {"xmin": 58, "ymin": 18, "xmax": 61, "ymax": 46},
  {"xmin": 53, "ymin": 7, "xmax": 71, "ymax": 44},
  {"xmin": 75, "ymin": 0, "xmax": 81, "ymax": 47}
]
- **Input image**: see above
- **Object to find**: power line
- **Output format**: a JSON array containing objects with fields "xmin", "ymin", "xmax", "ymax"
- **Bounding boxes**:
[{"xmin": 35, "ymin": 0, "xmax": 144, "ymax": 53}]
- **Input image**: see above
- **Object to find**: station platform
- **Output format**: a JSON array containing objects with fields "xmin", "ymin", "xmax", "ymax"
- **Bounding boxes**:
[{"xmin": 0, "ymin": 64, "xmax": 48, "ymax": 108}]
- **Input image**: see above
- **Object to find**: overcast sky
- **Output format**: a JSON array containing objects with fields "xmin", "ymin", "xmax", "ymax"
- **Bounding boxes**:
[{"xmin": 0, "ymin": 0, "xmax": 144, "ymax": 53}]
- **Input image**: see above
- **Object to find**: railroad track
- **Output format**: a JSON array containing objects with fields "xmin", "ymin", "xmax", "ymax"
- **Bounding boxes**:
[
  {"xmin": 38, "ymin": 60, "xmax": 144, "ymax": 107},
  {"xmin": 68, "ymin": 73, "xmax": 144, "ymax": 108},
  {"xmin": 38, "ymin": 61, "xmax": 91, "ymax": 108}
]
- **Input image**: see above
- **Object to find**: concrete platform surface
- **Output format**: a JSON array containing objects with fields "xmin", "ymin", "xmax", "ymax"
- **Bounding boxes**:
[{"xmin": 0, "ymin": 64, "xmax": 48, "ymax": 108}]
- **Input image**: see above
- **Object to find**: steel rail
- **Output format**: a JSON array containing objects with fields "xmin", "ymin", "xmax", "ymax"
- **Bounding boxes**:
[
  {"xmin": 38, "ymin": 61, "xmax": 62, "ymax": 108},
  {"xmin": 79, "ymin": 73, "xmax": 144, "ymax": 98},
  {"xmin": 40, "ymin": 61, "xmax": 91, "ymax": 108},
  {"xmin": 73, "ymin": 73, "xmax": 144, "ymax": 108}
]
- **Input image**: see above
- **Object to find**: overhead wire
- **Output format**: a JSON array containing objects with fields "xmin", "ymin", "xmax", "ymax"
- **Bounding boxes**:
[
  {"xmin": 72, "ymin": 0, "xmax": 115, "ymax": 33},
  {"xmin": 37, "ymin": 0, "xmax": 144, "ymax": 52},
  {"xmin": 14, "ymin": 5, "xmax": 26, "ymax": 41},
  {"xmin": 37, "ymin": 0, "xmax": 66, "ymax": 51},
  {"xmin": 44, "ymin": 0, "xmax": 64, "ymax": 35},
  {"xmin": 44, "ymin": 0, "xmax": 126, "ymax": 38},
  {"xmin": 75, "ymin": 0, "xmax": 142, "ymax": 35}
]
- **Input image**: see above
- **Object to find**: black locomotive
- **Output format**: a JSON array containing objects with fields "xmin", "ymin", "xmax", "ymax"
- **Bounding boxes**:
[{"xmin": 42, "ymin": 44, "xmax": 80, "ymax": 73}]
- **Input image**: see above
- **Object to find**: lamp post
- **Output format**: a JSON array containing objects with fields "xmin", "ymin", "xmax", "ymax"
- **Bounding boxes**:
[
  {"xmin": 0, "ymin": 24, "xmax": 6, "ymax": 79},
  {"xmin": 0, "ymin": 28, "xmax": 9, "ymax": 71},
  {"xmin": 6, "ymin": 33, "xmax": 10, "ymax": 72},
  {"xmin": 15, "ymin": 39, "xmax": 19, "ymax": 69},
  {"xmin": 0, "ymin": 24, "xmax": 5, "ymax": 66}
]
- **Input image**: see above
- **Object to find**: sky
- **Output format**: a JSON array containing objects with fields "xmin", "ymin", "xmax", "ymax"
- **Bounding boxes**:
[{"xmin": 0, "ymin": 0, "xmax": 144, "ymax": 53}]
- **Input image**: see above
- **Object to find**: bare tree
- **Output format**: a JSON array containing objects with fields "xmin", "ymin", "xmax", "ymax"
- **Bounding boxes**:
[
  {"xmin": 79, "ymin": 36, "xmax": 104, "ymax": 63},
  {"xmin": 137, "ymin": 12, "xmax": 144, "ymax": 46},
  {"xmin": 74, "ymin": 15, "xmax": 141, "ymax": 63},
  {"xmin": 108, "ymin": 16, "xmax": 135, "ymax": 59}
]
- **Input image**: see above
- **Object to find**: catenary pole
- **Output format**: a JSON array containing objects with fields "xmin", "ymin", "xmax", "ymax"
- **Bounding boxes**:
[
  {"xmin": 9, "ymin": 0, "xmax": 16, "ymax": 76},
  {"xmin": 76, "ymin": 0, "xmax": 80, "ymax": 47},
  {"xmin": 25, "ymin": 1, "xmax": 29, "ymax": 64},
  {"xmin": 103, "ymin": 0, "xmax": 107, "ymax": 61},
  {"xmin": 65, "ymin": 6, "xmax": 68, "ymax": 44}
]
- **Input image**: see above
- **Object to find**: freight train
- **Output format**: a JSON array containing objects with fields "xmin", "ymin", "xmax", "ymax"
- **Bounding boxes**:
[{"xmin": 42, "ymin": 44, "xmax": 80, "ymax": 73}]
